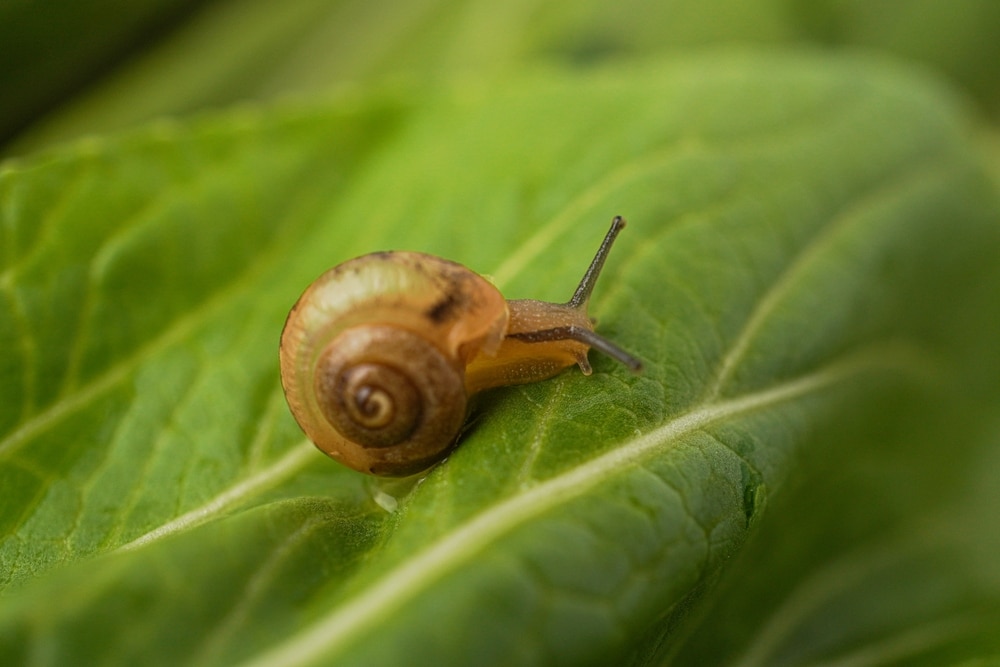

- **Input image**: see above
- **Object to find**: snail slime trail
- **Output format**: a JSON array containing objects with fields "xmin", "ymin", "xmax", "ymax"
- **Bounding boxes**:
[{"xmin": 279, "ymin": 216, "xmax": 642, "ymax": 476}]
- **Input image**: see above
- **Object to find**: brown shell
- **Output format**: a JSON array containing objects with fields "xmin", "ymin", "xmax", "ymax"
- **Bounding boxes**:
[{"xmin": 279, "ymin": 252, "xmax": 508, "ymax": 475}]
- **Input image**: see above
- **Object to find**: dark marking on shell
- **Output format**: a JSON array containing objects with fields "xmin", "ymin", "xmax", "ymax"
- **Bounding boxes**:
[{"xmin": 426, "ymin": 291, "xmax": 463, "ymax": 324}]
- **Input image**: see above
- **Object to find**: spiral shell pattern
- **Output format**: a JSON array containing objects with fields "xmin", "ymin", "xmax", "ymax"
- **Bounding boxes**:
[{"xmin": 312, "ymin": 325, "xmax": 467, "ymax": 475}]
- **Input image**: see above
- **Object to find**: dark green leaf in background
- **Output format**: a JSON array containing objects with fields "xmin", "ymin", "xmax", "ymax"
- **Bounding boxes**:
[
  {"xmin": 2, "ymin": 2, "xmax": 1000, "ymax": 666},
  {"xmin": 5, "ymin": 0, "xmax": 1000, "ymax": 155},
  {"xmin": 0, "ymin": 0, "xmax": 208, "ymax": 146}
]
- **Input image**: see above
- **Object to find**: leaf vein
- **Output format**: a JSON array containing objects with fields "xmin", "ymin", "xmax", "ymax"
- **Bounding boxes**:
[
  {"xmin": 0, "ymin": 158, "xmax": 91, "ymax": 285},
  {"xmin": 701, "ymin": 157, "xmax": 950, "ymax": 402},
  {"xmin": 59, "ymin": 180, "xmax": 205, "ymax": 396},
  {"xmin": 190, "ymin": 514, "xmax": 331, "ymax": 665},
  {"xmin": 0, "ymin": 169, "xmax": 321, "ymax": 459},
  {"xmin": 0, "ymin": 281, "xmax": 38, "ymax": 421},
  {"xmin": 237, "ymin": 342, "xmax": 922, "ymax": 667},
  {"xmin": 115, "ymin": 441, "xmax": 317, "ymax": 552},
  {"xmin": 490, "ymin": 147, "xmax": 690, "ymax": 287}
]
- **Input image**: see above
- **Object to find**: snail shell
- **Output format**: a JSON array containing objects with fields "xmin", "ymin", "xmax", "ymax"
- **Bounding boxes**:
[{"xmin": 280, "ymin": 217, "xmax": 641, "ymax": 476}]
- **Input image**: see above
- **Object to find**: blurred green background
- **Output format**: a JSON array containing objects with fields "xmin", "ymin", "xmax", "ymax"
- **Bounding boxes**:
[{"xmin": 3, "ymin": 0, "xmax": 1000, "ymax": 155}]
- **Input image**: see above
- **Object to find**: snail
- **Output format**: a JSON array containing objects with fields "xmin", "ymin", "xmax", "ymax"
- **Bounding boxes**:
[{"xmin": 279, "ymin": 216, "xmax": 641, "ymax": 476}]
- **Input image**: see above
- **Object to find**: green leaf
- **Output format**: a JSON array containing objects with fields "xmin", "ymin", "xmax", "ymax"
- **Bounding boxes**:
[{"xmin": 2, "ymin": 52, "xmax": 999, "ymax": 665}]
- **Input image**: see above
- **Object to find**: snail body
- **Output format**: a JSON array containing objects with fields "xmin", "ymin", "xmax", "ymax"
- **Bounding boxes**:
[{"xmin": 279, "ymin": 216, "xmax": 641, "ymax": 476}]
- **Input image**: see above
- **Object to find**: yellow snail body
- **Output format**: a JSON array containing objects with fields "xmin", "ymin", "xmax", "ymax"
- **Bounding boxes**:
[{"xmin": 279, "ymin": 216, "xmax": 641, "ymax": 476}]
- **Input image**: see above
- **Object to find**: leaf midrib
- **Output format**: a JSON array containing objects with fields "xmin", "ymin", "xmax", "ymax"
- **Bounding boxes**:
[{"xmin": 237, "ymin": 341, "xmax": 927, "ymax": 667}]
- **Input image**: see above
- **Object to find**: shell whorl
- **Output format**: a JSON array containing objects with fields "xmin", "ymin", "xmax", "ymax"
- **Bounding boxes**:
[{"xmin": 312, "ymin": 325, "xmax": 467, "ymax": 475}]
